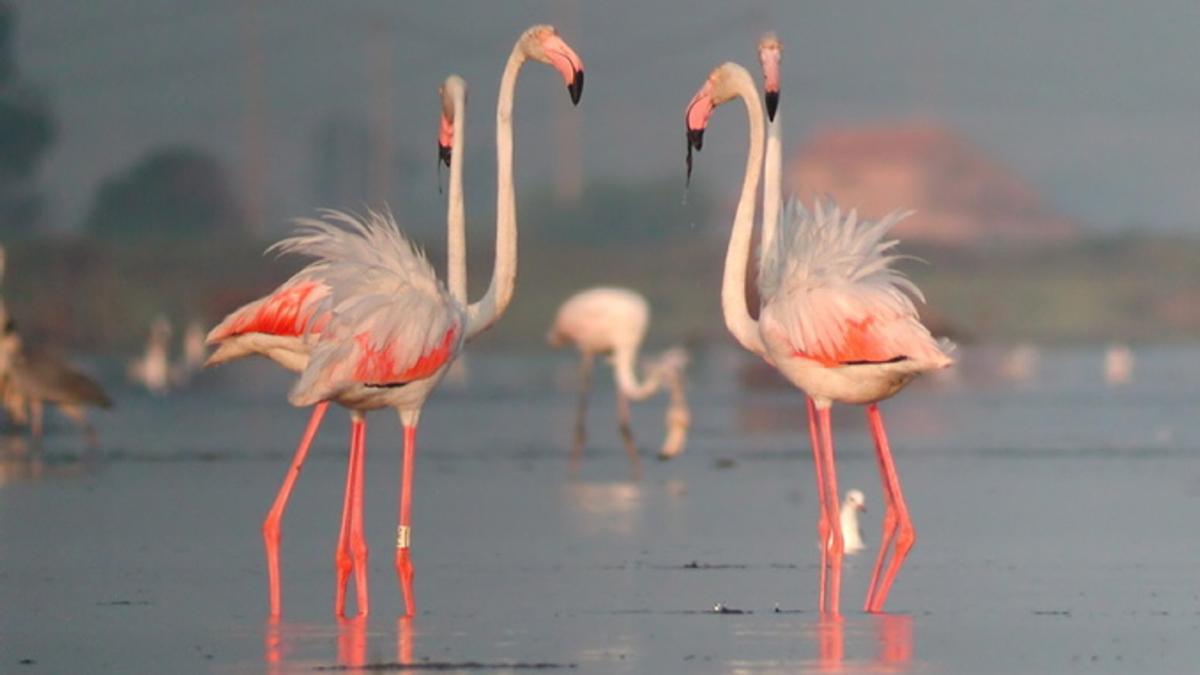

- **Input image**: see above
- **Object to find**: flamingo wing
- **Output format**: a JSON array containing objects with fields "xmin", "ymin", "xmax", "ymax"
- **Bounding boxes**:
[
  {"xmin": 206, "ymin": 279, "xmax": 331, "ymax": 343},
  {"xmin": 760, "ymin": 199, "xmax": 951, "ymax": 367}
]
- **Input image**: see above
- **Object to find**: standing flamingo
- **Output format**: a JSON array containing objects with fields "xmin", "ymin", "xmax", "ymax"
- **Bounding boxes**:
[
  {"xmin": 206, "ymin": 25, "xmax": 583, "ymax": 618},
  {"xmin": 546, "ymin": 286, "xmax": 691, "ymax": 473},
  {"xmin": 684, "ymin": 62, "xmax": 953, "ymax": 614}
]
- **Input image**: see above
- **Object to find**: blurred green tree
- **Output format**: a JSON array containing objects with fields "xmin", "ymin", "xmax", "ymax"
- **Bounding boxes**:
[
  {"xmin": 83, "ymin": 146, "xmax": 246, "ymax": 239},
  {"xmin": 0, "ymin": 2, "xmax": 56, "ymax": 235}
]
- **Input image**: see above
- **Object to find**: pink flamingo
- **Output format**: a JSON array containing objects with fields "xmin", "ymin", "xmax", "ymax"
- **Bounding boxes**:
[
  {"xmin": 684, "ymin": 62, "xmax": 953, "ymax": 614},
  {"xmin": 206, "ymin": 25, "xmax": 584, "ymax": 618},
  {"xmin": 546, "ymin": 286, "xmax": 691, "ymax": 473}
]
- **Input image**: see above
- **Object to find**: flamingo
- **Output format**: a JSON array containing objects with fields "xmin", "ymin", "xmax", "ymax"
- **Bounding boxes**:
[
  {"xmin": 205, "ymin": 25, "xmax": 584, "ymax": 618},
  {"xmin": 546, "ymin": 286, "xmax": 691, "ymax": 473},
  {"xmin": 684, "ymin": 62, "xmax": 953, "ymax": 614}
]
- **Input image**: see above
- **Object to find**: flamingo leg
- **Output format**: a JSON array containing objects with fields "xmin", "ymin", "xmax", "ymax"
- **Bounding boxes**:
[
  {"xmin": 864, "ymin": 404, "xmax": 897, "ymax": 612},
  {"xmin": 395, "ymin": 424, "xmax": 417, "ymax": 616},
  {"xmin": 806, "ymin": 397, "xmax": 829, "ymax": 612},
  {"xmin": 816, "ymin": 404, "xmax": 844, "ymax": 615},
  {"xmin": 334, "ymin": 417, "xmax": 360, "ymax": 617},
  {"xmin": 263, "ymin": 401, "xmax": 329, "ymax": 617},
  {"xmin": 569, "ymin": 353, "xmax": 594, "ymax": 474},
  {"xmin": 349, "ymin": 415, "xmax": 370, "ymax": 617},
  {"xmin": 615, "ymin": 390, "xmax": 641, "ymax": 478},
  {"xmin": 865, "ymin": 404, "xmax": 914, "ymax": 613}
]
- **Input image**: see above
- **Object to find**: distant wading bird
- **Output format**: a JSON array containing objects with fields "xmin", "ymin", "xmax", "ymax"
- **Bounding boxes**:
[
  {"xmin": 547, "ymin": 287, "xmax": 691, "ymax": 473},
  {"xmin": 0, "ymin": 322, "xmax": 112, "ymax": 444},
  {"xmin": 684, "ymin": 61, "xmax": 953, "ymax": 614},
  {"xmin": 127, "ymin": 315, "xmax": 172, "ymax": 394},
  {"xmin": 206, "ymin": 25, "xmax": 583, "ymax": 618},
  {"xmin": 0, "ymin": 247, "xmax": 112, "ymax": 443}
]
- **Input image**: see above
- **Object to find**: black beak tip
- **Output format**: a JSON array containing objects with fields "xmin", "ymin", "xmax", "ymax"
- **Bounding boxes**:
[
  {"xmin": 438, "ymin": 144, "xmax": 451, "ymax": 167},
  {"xmin": 687, "ymin": 128, "xmax": 705, "ymax": 152},
  {"xmin": 765, "ymin": 90, "xmax": 779, "ymax": 122},
  {"xmin": 567, "ymin": 70, "xmax": 584, "ymax": 106}
]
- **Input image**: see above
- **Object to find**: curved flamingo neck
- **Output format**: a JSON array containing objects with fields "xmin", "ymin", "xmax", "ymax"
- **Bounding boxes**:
[
  {"xmin": 467, "ymin": 45, "xmax": 525, "ymax": 340},
  {"xmin": 613, "ymin": 346, "xmax": 663, "ymax": 401},
  {"xmin": 446, "ymin": 81, "xmax": 468, "ymax": 307},
  {"xmin": 720, "ymin": 68, "xmax": 767, "ymax": 356}
]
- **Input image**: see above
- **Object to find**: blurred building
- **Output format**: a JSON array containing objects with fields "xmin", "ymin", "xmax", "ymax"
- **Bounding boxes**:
[{"xmin": 786, "ymin": 122, "xmax": 1078, "ymax": 246}]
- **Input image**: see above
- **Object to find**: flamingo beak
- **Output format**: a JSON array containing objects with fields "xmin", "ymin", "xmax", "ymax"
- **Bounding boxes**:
[
  {"xmin": 567, "ymin": 70, "xmax": 584, "ymax": 106},
  {"xmin": 684, "ymin": 84, "xmax": 715, "ymax": 185},
  {"xmin": 761, "ymin": 53, "xmax": 781, "ymax": 122},
  {"xmin": 437, "ymin": 113, "xmax": 453, "ymax": 167},
  {"xmin": 858, "ymin": 503, "xmax": 866, "ymax": 513},
  {"xmin": 540, "ymin": 33, "xmax": 585, "ymax": 106}
]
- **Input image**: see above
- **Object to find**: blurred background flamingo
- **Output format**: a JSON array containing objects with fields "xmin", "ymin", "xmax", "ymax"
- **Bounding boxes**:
[{"xmin": 547, "ymin": 286, "xmax": 691, "ymax": 475}]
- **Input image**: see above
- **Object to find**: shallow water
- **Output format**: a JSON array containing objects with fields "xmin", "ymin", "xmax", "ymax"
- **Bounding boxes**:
[{"xmin": 2, "ymin": 345, "xmax": 1200, "ymax": 673}]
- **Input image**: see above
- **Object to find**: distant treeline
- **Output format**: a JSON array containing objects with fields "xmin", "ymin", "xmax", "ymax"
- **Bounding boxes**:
[{"xmin": 2, "ymin": 230, "xmax": 1199, "ymax": 354}]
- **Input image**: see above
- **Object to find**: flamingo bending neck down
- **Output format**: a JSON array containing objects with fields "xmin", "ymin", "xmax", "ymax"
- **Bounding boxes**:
[
  {"xmin": 684, "ymin": 61, "xmax": 952, "ymax": 614},
  {"xmin": 547, "ymin": 287, "xmax": 691, "ymax": 475},
  {"xmin": 205, "ymin": 25, "xmax": 584, "ymax": 619}
]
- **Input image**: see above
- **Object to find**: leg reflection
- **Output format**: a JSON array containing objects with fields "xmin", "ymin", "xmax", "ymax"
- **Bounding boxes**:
[
  {"xmin": 264, "ymin": 618, "xmax": 284, "ymax": 670},
  {"xmin": 397, "ymin": 615, "xmax": 414, "ymax": 664},
  {"xmin": 336, "ymin": 616, "xmax": 367, "ymax": 668},
  {"xmin": 814, "ymin": 614, "xmax": 844, "ymax": 672},
  {"xmin": 874, "ymin": 613, "xmax": 913, "ymax": 668}
]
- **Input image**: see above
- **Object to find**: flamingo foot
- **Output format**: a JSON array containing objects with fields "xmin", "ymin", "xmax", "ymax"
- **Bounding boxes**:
[
  {"xmin": 868, "ymin": 519, "xmax": 915, "ymax": 613},
  {"xmin": 334, "ymin": 547, "xmax": 353, "ymax": 617}
]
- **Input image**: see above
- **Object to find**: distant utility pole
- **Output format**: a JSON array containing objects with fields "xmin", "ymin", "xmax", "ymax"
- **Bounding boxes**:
[
  {"xmin": 239, "ymin": 0, "xmax": 267, "ymax": 237},
  {"xmin": 553, "ymin": 0, "xmax": 583, "ymax": 204},
  {"xmin": 367, "ymin": 17, "xmax": 395, "ymax": 211}
]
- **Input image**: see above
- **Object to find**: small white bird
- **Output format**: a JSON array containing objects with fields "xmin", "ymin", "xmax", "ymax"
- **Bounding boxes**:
[
  {"xmin": 1104, "ymin": 344, "xmax": 1133, "ymax": 386},
  {"xmin": 127, "ymin": 315, "xmax": 172, "ymax": 394},
  {"xmin": 840, "ymin": 489, "xmax": 867, "ymax": 555}
]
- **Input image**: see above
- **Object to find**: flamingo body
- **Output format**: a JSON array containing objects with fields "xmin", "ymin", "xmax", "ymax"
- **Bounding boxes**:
[
  {"xmin": 548, "ymin": 287, "xmax": 649, "ymax": 355},
  {"xmin": 282, "ymin": 212, "xmax": 466, "ymax": 415},
  {"xmin": 758, "ymin": 202, "xmax": 952, "ymax": 406}
]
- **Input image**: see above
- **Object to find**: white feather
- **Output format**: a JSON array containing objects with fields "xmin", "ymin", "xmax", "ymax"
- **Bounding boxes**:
[
  {"xmin": 759, "ymin": 197, "xmax": 951, "ymax": 365},
  {"xmin": 279, "ymin": 209, "xmax": 464, "ymax": 405}
]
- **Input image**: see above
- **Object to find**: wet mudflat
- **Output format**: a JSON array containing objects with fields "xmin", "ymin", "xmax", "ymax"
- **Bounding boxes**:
[{"xmin": 2, "ymin": 346, "xmax": 1200, "ymax": 673}]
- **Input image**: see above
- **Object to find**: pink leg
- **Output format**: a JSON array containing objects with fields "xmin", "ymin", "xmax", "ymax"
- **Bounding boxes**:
[
  {"xmin": 350, "ymin": 415, "xmax": 370, "ymax": 617},
  {"xmin": 865, "ymin": 404, "xmax": 915, "ymax": 613},
  {"xmin": 395, "ymin": 425, "xmax": 417, "ymax": 616},
  {"xmin": 864, "ymin": 405, "xmax": 897, "ymax": 612},
  {"xmin": 334, "ymin": 417, "xmax": 360, "ymax": 617},
  {"xmin": 263, "ymin": 402, "xmax": 329, "ymax": 618},
  {"xmin": 816, "ymin": 405, "xmax": 844, "ymax": 615},
  {"xmin": 806, "ymin": 397, "xmax": 830, "ymax": 612}
]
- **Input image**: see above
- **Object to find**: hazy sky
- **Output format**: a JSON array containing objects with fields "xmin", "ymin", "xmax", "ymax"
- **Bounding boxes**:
[{"xmin": 10, "ymin": 1, "xmax": 1200, "ymax": 234}]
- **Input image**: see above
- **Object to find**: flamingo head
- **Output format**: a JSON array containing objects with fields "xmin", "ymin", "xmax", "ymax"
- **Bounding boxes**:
[
  {"xmin": 437, "ymin": 75, "xmax": 465, "ymax": 167},
  {"xmin": 757, "ymin": 33, "xmax": 782, "ymax": 121},
  {"xmin": 684, "ymin": 62, "xmax": 750, "ymax": 184},
  {"xmin": 521, "ymin": 25, "xmax": 584, "ymax": 105}
]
